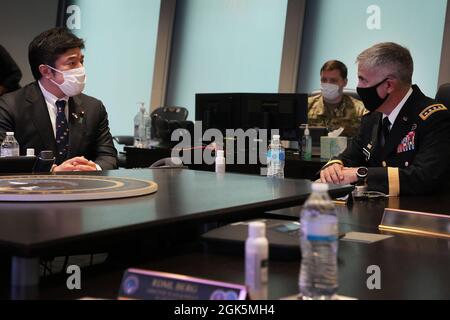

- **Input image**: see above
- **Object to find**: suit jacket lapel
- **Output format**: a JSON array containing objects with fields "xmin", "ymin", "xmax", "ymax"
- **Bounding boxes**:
[
  {"xmin": 381, "ymin": 100, "xmax": 413, "ymax": 159},
  {"xmin": 368, "ymin": 112, "xmax": 383, "ymax": 165},
  {"xmin": 68, "ymin": 95, "xmax": 86, "ymax": 158},
  {"xmin": 27, "ymin": 82, "xmax": 57, "ymax": 152}
]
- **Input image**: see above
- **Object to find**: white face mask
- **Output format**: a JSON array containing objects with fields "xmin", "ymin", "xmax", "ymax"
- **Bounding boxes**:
[
  {"xmin": 47, "ymin": 65, "xmax": 86, "ymax": 97},
  {"xmin": 321, "ymin": 83, "xmax": 342, "ymax": 102}
]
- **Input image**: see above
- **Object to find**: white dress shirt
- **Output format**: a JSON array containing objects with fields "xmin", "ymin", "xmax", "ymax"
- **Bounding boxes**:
[
  {"xmin": 38, "ymin": 80, "xmax": 69, "ymax": 138},
  {"xmin": 382, "ymin": 87, "xmax": 413, "ymax": 131}
]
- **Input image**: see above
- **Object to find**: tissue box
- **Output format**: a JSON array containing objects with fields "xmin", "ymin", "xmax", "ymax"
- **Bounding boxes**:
[{"xmin": 320, "ymin": 136, "xmax": 347, "ymax": 160}]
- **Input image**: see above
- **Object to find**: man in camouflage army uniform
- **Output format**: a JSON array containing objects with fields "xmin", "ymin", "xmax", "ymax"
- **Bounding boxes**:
[
  {"xmin": 320, "ymin": 42, "xmax": 450, "ymax": 196},
  {"xmin": 308, "ymin": 60, "xmax": 367, "ymax": 137}
]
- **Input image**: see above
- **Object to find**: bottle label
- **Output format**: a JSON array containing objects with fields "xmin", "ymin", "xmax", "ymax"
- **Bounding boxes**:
[
  {"xmin": 246, "ymin": 255, "xmax": 268, "ymax": 288},
  {"xmin": 279, "ymin": 150, "xmax": 285, "ymax": 161},
  {"xmin": 304, "ymin": 216, "xmax": 338, "ymax": 242},
  {"xmin": 307, "ymin": 234, "xmax": 337, "ymax": 242},
  {"xmin": 267, "ymin": 150, "xmax": 284, "ymax": 161},
  {"xmin": 302, "ymin": 151, "xmax": 312, "ymax": 161},
  {"xmin": 260, "ymin": 259, "xmax": 268, "ymax": 283}
]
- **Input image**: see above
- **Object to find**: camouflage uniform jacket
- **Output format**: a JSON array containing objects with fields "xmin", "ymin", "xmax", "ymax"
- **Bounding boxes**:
[{"xmin": 308, "ymin": 94, "xmax": 368, "ymax": 137}]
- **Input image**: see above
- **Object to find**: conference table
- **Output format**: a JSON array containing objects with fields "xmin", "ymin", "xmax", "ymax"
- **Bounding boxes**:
[
  {"xmin": 32, "ymin": 191, "xmax": 450, "ymax": 300},
  {"xmin": 2, "ymin": 168, "xmax": 449, "ymax": 300},
  {"xmin": 0, "ymin": 168, "xmax": 352, "ymax": 299}
]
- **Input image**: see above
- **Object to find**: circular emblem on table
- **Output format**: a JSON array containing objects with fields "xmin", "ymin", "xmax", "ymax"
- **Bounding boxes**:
[
  {"xmin": 225, "ymin": 290, "xmax": 239, "ymax": 300},
  {"xmin": 210, "ymin": 290, "xmax": 226, "ymax": 300},
  {"xmin": 123, "ymin": 275, "xmax": 140, "ymax": 295},
  {"xmin": 0, "ymin": 175, "xmax": 158, "ymax": 202}
]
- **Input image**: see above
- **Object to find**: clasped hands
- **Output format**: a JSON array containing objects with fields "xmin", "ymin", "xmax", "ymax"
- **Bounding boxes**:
[
  {"xmin": 52, "ymin": 156, "xmax": 98, "ymax": 172},
  {"xmin": 320, "ymin": 163, "xmax": 358, "ymax": 185}
]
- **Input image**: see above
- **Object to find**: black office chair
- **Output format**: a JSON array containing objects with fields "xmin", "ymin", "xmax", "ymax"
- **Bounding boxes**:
[
  {"xmin": 113, "ymin": 135, "xmax": 134, "ymax": 168},
  {"xmin": 435, "ymin": 83, "xmax": 450, "ymax": 109},
  {"xmin": 0, "ymin": 151, "xmax": 55, "ymax": 174},
  {"xmin": 151, "ymin": 106, "xmax": 193, "ymax": 148},
  {"xmin": 152, "ymin": 106, "xmax": 189, "ymax": 122},
  {"xmin": 309, "ymin": 88, "xmax": 361, "ymax": 100},
  {"xmin": 149, "ymin": 156, "xmax": 186, "ymax": 168}
]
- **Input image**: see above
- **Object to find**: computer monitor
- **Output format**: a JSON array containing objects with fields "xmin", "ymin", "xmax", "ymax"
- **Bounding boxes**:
[
  {"xmin": 195, "ymin": 93, "xmax": 242, "ymax": 135},
  {"xmin": 195, "ymin": 93, "xmax": 308, "ymax": 141},
  {"xmin": 240, "ymin": 93, "xmax": 308, "ymax": 141}
]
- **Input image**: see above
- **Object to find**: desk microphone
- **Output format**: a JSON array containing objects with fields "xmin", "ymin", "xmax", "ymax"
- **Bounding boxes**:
[{"xmin": 33, "ymin": 150, "xmax": 55, "ymax": 173}]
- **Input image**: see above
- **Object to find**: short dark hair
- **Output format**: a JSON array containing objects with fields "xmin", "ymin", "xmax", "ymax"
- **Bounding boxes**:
[
  {"xmin": 28, "ymin": 27, "xmax": 85, "ymax": 80},
  {"xmin": 320, "ymin": 60, "xmax": 348, "ymax": 80}
]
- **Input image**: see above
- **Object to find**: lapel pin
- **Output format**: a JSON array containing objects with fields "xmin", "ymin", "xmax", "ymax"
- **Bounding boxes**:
[{"xmin": 71, "ymin": 111, "xmax": 85, "ymax": 124}]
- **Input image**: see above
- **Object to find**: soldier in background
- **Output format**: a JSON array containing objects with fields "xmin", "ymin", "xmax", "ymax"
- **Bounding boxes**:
[
  {"xmin": 308, "ymin": 60, "xmax": 367, "ymax": 137},
  {"xmin": 320, "ymin": 42, "xmax": 450, "ymax": 196}
]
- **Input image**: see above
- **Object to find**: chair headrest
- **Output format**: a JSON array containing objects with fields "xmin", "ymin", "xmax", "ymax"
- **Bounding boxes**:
[
  {"xmin": 151, "ymin": 106, "xmax": 189, "ymax": 121},
  {"xmin": 436, "ymin": 83, "xmax": 450, "ymax": 108},
  {"xmin": 150, "ymin": 157, "xmax": 184, "ymax": 168}
]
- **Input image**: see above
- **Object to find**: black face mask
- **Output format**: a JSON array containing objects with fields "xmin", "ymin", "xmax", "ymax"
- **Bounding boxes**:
[{"xmin": 357, "ymin": 78, "xmax": 389, "ymax": 112}]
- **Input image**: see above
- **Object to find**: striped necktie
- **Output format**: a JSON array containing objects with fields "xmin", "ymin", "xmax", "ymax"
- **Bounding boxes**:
[{"xmin": 55, "ymin": 100, "xmax": 70, "ymax": 164}]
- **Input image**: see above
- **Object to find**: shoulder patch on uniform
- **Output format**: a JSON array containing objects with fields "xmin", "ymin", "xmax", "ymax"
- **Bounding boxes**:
[{"xmin": 419, "ymin": 104, "xmax": 447, "ymax": 120}]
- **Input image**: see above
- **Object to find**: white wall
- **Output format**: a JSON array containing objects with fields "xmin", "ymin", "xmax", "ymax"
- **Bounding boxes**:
[
  {"xmin": 298, "ymin": 0, "xmax": 447, "ymax": 97},
  {"xmin": 70, "ymin": 0, "xmax": 161, "ymax": 136},
  {"xmin": 166, "ymin": 0, "xmax": 288, "ymax": 119}
]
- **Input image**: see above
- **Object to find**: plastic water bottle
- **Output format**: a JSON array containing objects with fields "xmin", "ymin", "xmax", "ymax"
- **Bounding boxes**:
[
  {"xmin": 266, "ymin": 135, "xmax": 285, "ymax": 178},
  {"xmin": 133, "ymin": 103, "xmax": 145, "ymax": 148},
  {"xmin": 299, "ymin": 182, "xmax": 338, "ymax": 300},
  {"xmin": 133, "ymin": 102, "xmax": 151, "ymax": 148},
  {"xmin": 1, "ymin": 132, "xmax": 20, "ymax": 157},
  {"xmin": 245, "ymin": 221, "xmax": 269, "ymax": 300},
  {"xmin": 215, "ymin": 150, "xmax": 226, "ymax": 174},
  {"xmin": 143, "ymin": 108, "xmax": 151, "ymax": 147},
  {"xmin": 301, "ymin": 124, "xmax": 312, "ymax": 160}
]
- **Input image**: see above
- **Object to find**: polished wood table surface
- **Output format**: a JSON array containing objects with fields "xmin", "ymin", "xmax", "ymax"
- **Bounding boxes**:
[{"xmin": 35, "ymin": 194, "xmax": 450, "ymax": 300}]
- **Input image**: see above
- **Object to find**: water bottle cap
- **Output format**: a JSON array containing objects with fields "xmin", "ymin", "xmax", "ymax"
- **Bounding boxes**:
[
  {"xmin": 248, "ymin": 221, "xmax": 266, "ymax": 238},
  {"xmin": 26, "ymin": 148, "xmax": 35, "ymax": 156},
  {"xmin": 6, "ymin": 132, "xmax": 14, "ymax": 136},
  {"xmin": 217, "ymin": 150, "xmax": 224, "ymax": 158},
  {"xmin": 312, "ymin": 182, "xmax": 329, "ymax": 192},
  {"xmin": 137, "ymin": 102, "xmax": 146, "ymax": 111}
]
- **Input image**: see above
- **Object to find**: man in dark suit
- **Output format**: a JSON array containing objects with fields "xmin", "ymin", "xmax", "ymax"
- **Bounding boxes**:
[
  {"xmin": 0, "ymin": 44, "xmax": 22, "ymax": 96},
  {"xmin": 0, "ymin": 28, "xmax": 117, "ymax": 171},
  {"xmin": 320, "ymin": 42, "xmax": 450, "ymax": 196}
]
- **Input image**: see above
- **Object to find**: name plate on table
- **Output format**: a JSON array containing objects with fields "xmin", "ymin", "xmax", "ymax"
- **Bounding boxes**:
[
  {"xmin": 118, "ymin": 269, "xmax": 247, "ymax": 300},
  {"xmin": 379, "ymin": 208, "xmax": 450, "ymax": 239}
]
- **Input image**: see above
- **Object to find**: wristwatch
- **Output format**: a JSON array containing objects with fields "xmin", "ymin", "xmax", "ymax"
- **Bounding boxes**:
[{"xmin": 356, "ymin": 167, "xmax": 369, "ymax": 185}]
